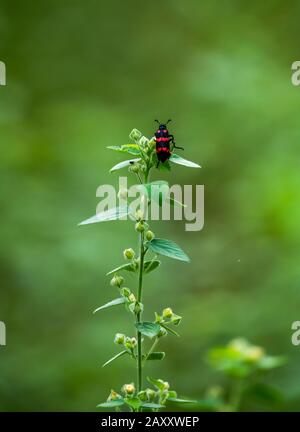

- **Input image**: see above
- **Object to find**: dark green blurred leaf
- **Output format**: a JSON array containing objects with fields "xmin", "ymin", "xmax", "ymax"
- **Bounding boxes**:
[
  {"xmin": 143, "ymin": 352, "xmax": 165, "ymax": 361},
  {"xmin": 141, "ymin": 402, "xmax": 165, "ymax": 409}
]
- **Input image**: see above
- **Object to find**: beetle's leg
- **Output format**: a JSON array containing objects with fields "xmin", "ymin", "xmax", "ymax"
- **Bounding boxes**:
[{"xmin": 169, "ymin": 136, "xmax": 184, "ymax": 151}]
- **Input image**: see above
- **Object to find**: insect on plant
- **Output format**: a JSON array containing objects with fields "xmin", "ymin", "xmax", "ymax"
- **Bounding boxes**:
[
  {"xmin": 79, "ymin": 126, "xmax": 201, "ymax": 411},
  {"xmin": 154, "ymin": 119, "xmax": 184, "ymax": 167}
]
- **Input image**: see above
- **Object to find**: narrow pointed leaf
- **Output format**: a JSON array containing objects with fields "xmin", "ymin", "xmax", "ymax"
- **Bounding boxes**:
[
  {"xmin": 146, "ymin": 238, "xmax": 190, "ymax": 262},
  {"xmin": 110, "ymin": 158, "xmax": 140, "ymax": 172},
  {"xmin": 167, "ymin": 397, "xmax": 197, "ymax": 403},
  {"xmin": 144, "ymin": 259, "xmax": 161, "ymax": 274},
  {"xmin": 169, "ymin": 153, "xmax": 201, "ymax": 168},
  {"xmin": 106, "ymin": 262, "xmax": 136, "ymax": 275},
  {"xmin": 93, "ymin": 297, "xmax": 126, "ymax": 314},
  {"xmin": 102, "ymin": 350, "xmax": 128, "ymax": 368},
  {"xmin": 161, "ymin": 323, "xmax": 180, "ymax": 337},
  {"xmin": 168, "ymin": 197, "xmax": 187, "ymax": 208},
  {"xmin": 141, "ymin": 402, "xmax": 165, "ymax": 409},
  {"xmin": 135, "ymin": 322, "xmax": 161, "ymax": 338},
  {"xmin": 97, "ymin": 399, "xmax": 124, "ymax": 408},
  {"xmin": 78, "ymin": 206, "xmax": 130, "ymax": 226}
]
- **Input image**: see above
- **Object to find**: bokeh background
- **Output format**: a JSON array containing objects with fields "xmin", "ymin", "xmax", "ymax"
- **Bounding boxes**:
[{"xmin": 1, "ymin": 0, "xmax": 300, "ymax": 411}]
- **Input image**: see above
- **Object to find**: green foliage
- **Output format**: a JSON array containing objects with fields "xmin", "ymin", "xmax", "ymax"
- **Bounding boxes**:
[
  {"xmin": 135, "ymin": 322, "xmax": 161, "ymax": 339},
  {"xmin": 147, "ymin": 238, "xmax": 190, "ymax": 262},
  {"xmin": 93, "ymin": 297, "xmax": 126, "ymax": 314}
]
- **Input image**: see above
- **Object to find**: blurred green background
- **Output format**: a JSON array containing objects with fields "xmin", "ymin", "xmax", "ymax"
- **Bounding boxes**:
[{"xmin": 1, "ymin": 0, "xmax": 300, "ymax": 411}]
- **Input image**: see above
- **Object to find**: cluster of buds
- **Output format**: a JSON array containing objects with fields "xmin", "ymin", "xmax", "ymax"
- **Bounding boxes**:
[
  {"xmin": 114, "ymin": 333, "xmax": 137, "ymax": 351},
  {"xmin": 107, "ymin": 389, "xmax": 122, "ymax": 401},
  {"xmin": 138, "ymin": 388, "xmax": 156, "ymax": 402},
  {"xmin": 155, "ymin": 307, "xmax": 182, "ymax": 326}
]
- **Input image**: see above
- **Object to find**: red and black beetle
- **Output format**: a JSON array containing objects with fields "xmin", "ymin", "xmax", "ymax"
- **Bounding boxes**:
[{"xmin": 154, "ymin": 119, "xmax": 183, "ymax": 166}]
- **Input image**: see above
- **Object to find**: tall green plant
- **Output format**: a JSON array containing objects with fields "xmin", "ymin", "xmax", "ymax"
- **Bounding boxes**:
[{"xmin": 79, "ymin": 128, "xmax": 200, "ymax": 411}]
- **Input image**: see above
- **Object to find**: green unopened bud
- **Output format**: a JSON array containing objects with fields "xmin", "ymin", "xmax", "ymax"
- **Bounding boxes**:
[
  {"xmin": 129, "ymin": 301, "xmax": 143, "ymax": 314},
  {"xmin": 171, "ymin": 314, "xmax": 182, "ymax": 326},
  {"xmin": 135, "ymin": 221, "xmax": 145, "ymax": 233},
  {"xmin": 129, "ymin": 164, "xmax": 140, "ymax": 174},
  {"xmin": 145, "ymin": 388, "xmax": 156, "ymax": 401},
  {"xmin": 129, "ymin": 129, "xmax": 142, "ymax": 142},
  {"xmin": 157, "ymin": 327, "xmax": 168, "ymax": 338},
  {"xmin": 122, "ymin": 383, "xmax": 135, "ymax": 395},
  {"xmin": 123, "ymin": 248, "xmax": 135, "ymax": 260},
  {"xmin": 138, "ymin": 390, "xmax": 148, "ymax": 402},
  {"xmin": 139, "ymin": 136, "xmax": 149, "ymax": 147},
  {"xmin": 120, "ymin": 287, "xmax": 131, "ymax": 297},
  {"xmin": 114, "ymin": 333, "xmax": 125, "ymax": 345},
  {"xmin": 155, "ymin": 312, "xmax": 163, "ymax": 323},
  {"xmin": 145, "ymin": 230, "xmax": 155, "ymax": 241},
  {"xmin": 107, "ymin": 389, "xmax": 122, "ymax": 401},
  {"xmin": 163, "ymin": 307, "xmax": 173, "ymax": 319},
  {"xmin": 130, "ymin": 337, "xmax": 137, "ymax": 348},
  {"xmin": 128, "ymin": 293, "xmax": 136, "ymax": 303},
  {"xmin": 162, "ymin": 381, "xmax": 170, "ymax": 391},
  {"xmin": 110, "ymin": 274, "xmax": 124, "ymax": 287},
  {"xmin": 118, "ymin": 188, "xmax": 128, "ymax": 199},
  {"xmin": 135, "ymin": 209, "xmax": 144, "ymax": 221}
]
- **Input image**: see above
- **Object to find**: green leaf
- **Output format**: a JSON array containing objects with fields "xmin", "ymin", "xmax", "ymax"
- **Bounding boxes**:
[
  {"xmin": 144, "ymin": 259, "xmax": 161, "ymax": 274},
  {"xmin": 257, "ymin": 355, "xmax": 286, "ymax": 370},
  {"xmin": 107, "ymin": 144, "xmax": 141, "ymax": 156},
  {"xmin": 141, "ymin": 402, "xmax": 165, "ymax": 409},
  {"xmin": 168, "ymin": 197, "xmax": 187, "ymax": 208},
  {"xmin": 124, "ymin": 397, "xmax": 141, "ymax": 410},
  {"xmin": 146, "ymin": 377, "xmax": 166, "ymax": 391},
  {"xmin": 106, "ymin": 262, "xmax": 136, "ymax": 275},
  {"xmin": 169, "ymin": 153, "xmax": 201, "ymax": 168},
  {"xmin": 102, "ymin": 350, "xmax": 128, "ymax": 368},
  {"xmin": 110, "ymin": 158, "xmax": 140, "ymax": 172},
  {"xmin": 78, "ymin": 206, "xmax": 130, "ymax": 226},
  {"xmin": 158, "ymin": 160, "xmax": 171, "ymax": 172},
  {"xmin": 135, "ymin": 322, "xmax": 161, "ymax": 338},
  {"xmin": 146, "ymin": 238, "xmax": 190, "ymax": 262},
  {"xmin": 136, "ymin": 181, "xmax": 169, "ymax": 206},
  {"xmin": 93, "ymin": 297, "xmax": 126, "ymax": 314},
  {"xmin": 160, "ymin": 323, "xmax": 180, "ymax": 337},
  {"xmin": 97, "ymin": 399, "xmax": 124, "ymax": 408},
  {"xmin": 168, "ymin": 397, "xmax": 197, "ymax": 403},
  {"xmin": 143, "ymin": 352, "xmax": 165, "ymax": 361}
]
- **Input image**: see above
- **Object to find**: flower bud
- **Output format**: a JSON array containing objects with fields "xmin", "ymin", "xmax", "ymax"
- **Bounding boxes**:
[
  {"xmin": 107, "ymin": 389, "xmax": 122, "ymax": 401},
  {"xmin": 129, "ymin": 164, "xmax": 140, "ymax": 174},
  {"xmin": 157, "ymin": 327, "xmax": 168, "ymax": 338},
  {"xmin": 118, "ymin": 188, "xmax": 128, "ymax": 200},
  {"xmin": 135, "ymin": 209, "xmax": 144, "ymax": 221},
  {"xmin": 135, "ymin": 221, "xmax": 145, "ymax": 233},
  {"xmin": 154, "ymin": 312, "xmax": 163, "ymax": 323},
  {"xmin": 128, "ymin": 293, "xmax": 136, "ymax": 303},
  {"xmin": 130, "ymin": 337, "xmax": 137, "ymax": 348},
  {"xmin": 120, "ymin": 287, "xmax": 131, "ymax": 297},
  {"xmin": 114, "ymin": 333, "xmax": 125, "ymax": 345},
  {"xmin": 145, "ymin": 388, "xmax": 156, "ymax": 401},
  {"xmin": 163, "ymin": 307, "xmax": 173, "ymax": 319},
  {"xmin": 138, "ymin": 390, "xmax": 148, "ymax": 402},
  {"xmin": 129, "ymin": 301, "xmax": 143, "ymax": 314},
  {"xmin": 245, "ymin": 346, "xmax": 265, "ymax": 362},
  {"xmin": 145, "ymin": 230, "xmax": 155, "ymax": 241},
  {"xmin": 163, "ymin": 381, "xmax": 170, "ymax": 391},
  {"xmin": 110, "ymin": 274, "xmax": 124, "ymax": 287},
  {"xmin": 123, "ymin": 248, "xmax": 135, "ymax": 260},
  {"xmin": 139, "ymin": 136, "xmax": 149, "ymax": 147},
  {"xmin": 129, "ymin": 129, "xmax": 142, "ymax": 142},
  {"xmin": 171, "ymin": 314, "xmax": 182, "ymax": 326},
  {"xmin": 122, "ymin": 383, "xmax": 135, "ymax": 395}
]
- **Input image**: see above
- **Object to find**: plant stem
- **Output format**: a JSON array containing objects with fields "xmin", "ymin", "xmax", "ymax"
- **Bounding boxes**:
[{"xmin": 136, "ymin": 230, "xmax": 145, "ymax": 393}]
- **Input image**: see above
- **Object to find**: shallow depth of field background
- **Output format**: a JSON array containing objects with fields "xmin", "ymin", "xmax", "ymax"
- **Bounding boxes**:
[{"xmin": 1, "ymin": 0, "xmax": 300, "ymax": 411}]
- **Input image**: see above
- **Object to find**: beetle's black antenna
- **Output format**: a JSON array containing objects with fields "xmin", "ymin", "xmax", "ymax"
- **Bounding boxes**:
[
  {"xmin": 166, "ymin": 119, "xmax": 172, "ymax": 124},
  {"xmin": 155, "ymin": 119, "xmax": 161, "ymax": 124}
]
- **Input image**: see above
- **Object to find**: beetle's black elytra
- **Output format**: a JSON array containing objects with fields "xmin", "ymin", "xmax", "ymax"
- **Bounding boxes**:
[{"xmin": 154, "ymin": 119, "xmax": 183, "ymax": 165}]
